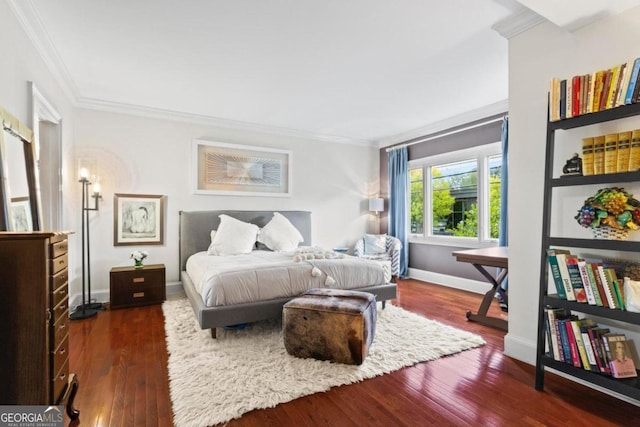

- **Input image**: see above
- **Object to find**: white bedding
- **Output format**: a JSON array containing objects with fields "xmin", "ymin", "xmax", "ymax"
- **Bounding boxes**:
[{"xmin": 186, "ymin": 250, "xmax": 386, "ymax": 307}]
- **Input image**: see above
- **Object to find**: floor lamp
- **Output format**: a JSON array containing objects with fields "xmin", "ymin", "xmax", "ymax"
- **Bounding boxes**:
[{"xmin": 70, "ymin": 169, "xmax": 103, "ymax": 320}]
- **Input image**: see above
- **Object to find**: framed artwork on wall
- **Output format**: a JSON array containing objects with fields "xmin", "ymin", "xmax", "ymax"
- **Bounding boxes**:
[
  {"xmin": 193, "ymin": 139, "xmax": 292, "ymax": 197},
  {"xmin": 113, "ymin": 193, "xmax": 165, "ymax": 246}
]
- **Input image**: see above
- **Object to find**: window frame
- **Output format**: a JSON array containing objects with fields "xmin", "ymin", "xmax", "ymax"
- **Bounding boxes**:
[{"xmin": 408, "ymin": 141, "xmax": 502, "ymax": 247}]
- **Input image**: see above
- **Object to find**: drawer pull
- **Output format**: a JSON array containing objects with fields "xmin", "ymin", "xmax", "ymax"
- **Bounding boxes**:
[
  {"xmin": 133, "ymin": 292, "xmax": 145, "ymax": 298},
  {"xmin": 60, "ymin": 347, "xmax": 66, "ymax": 355},
  {"xmin": 60, "ymin": 275, "xmax": 66, "ymax": 281},
  {"xmin": 60, "ymin": 304, "xmax": 66, "ymax": 311},
  {"xmin": 133, "ymin": 277, "xmax": 145, "ymax": 283},
  {"xmin": 59, "ymin": 323, "xmax": 66, "ymax": 330},
  {"xmin": 60, "ymin": 289, "xmax": 67, "ymax": 295},
  {"xmin": 59, "ymin": 373, "xmax": 66, "ymax": 381}
]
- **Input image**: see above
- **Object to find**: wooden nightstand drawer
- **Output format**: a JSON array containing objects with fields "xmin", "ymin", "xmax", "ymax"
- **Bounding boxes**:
[
  {"xmin": 50, "ymin": 254, "xmax": 68, "ymax": 275},
  {"xmin": 110, "ymin": 264, "xmax": 166, "ymax": 309}
]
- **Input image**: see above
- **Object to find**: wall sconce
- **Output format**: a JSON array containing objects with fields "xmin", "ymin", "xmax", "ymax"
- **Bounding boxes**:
[
  {"xmin": 70, "ymin": 168, "xmax": 103, "ymax": 320},
  {"xmin": 369, "ymin": 197, "xmax": 384, "ymax": 216}
]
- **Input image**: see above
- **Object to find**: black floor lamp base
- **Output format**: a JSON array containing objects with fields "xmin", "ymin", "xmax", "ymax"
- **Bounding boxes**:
[
  {"xmin": 69, "ymin": 307, "xmax": 99, "ymax": 320},
  {"xmin": 83, "ymin": 301, "xmax": 106, "ymax": 310}
]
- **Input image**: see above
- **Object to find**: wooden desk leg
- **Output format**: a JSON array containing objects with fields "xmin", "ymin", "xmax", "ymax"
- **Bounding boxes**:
[{"xmin": 465, "ymin": 265, "xmax": 508, "ymax": 331}]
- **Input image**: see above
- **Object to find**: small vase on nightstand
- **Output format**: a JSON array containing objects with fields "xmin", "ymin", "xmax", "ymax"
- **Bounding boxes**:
[{"xmin": 134, "ymin": 260, "xmax": 143, "ymax": 268}]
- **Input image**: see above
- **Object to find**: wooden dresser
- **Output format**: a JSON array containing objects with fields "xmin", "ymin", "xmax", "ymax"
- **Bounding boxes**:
[
  {"xmin": 0, "ymin": 232, "xmax": 79, "ymax": 419},
  {"xmin": 110, "ymin": 263, "xmax": 166, "ymax": 309}
]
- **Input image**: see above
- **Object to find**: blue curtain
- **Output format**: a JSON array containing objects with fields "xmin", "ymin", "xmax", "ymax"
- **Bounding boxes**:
[
  {"xmin": 499, "ymin": 116, "xmax": 509, "ymax": 291},
  {"xmin": 388, "ymin": 146, "xmax": 408, "ymax": 277}
]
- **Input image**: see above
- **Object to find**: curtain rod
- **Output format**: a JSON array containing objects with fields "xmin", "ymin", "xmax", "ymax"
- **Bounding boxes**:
[{"xmin": 385, "ymin": 115, "xmax": 506, "ymax": 152}]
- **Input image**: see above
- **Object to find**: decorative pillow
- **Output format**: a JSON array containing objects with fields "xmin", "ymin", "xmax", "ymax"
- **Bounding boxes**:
[
  {"xmin": 207, "ymin": 215, "xmax": 258, "ymax": 255},
  {"xmin": 363, "ymin": 234, "xmax": 387, "ymax": 255},
  {"xmin": 257, "ymin": 212, "xmax": 304, "ymax": 251},
  {"xmin": 206, "ymin": 230, "xmax": 217, "ymax": 252}
]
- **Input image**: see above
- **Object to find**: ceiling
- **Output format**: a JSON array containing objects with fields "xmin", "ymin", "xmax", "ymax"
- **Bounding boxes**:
[{"xmin": 9, "ymin": 0, "xmax": 640, "ymax": 146}]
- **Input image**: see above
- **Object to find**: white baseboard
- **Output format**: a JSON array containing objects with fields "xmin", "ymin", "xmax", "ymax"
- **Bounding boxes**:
[
  {"xmin": 407, "ymin": 268, "xmax": 492, "ymax": 295},
  {"xmin": 69, "ymin": 281, "xmax": 183, "ymax": 310}
]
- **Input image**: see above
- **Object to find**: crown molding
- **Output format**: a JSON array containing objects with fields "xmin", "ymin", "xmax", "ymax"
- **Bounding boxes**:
[
  {"xmin": 492, "ymin": 7, "xmax": 546, "ymax": 39},
  {"xmin": 8, "ymin": 0, "xmax": 80, "ymax": 104},
  {"xmin": 376, "ymin": 99, "xmax": 509, "ymax": 148},
  {"xmin": 75, "ymin": 96, "xmax": 376, "ymax": 147}
]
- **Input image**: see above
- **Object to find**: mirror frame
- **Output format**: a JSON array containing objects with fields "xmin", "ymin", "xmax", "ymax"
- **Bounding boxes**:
[{"xmin": 0, "ymin": 106, "xmax": 41, "ymax": 231}]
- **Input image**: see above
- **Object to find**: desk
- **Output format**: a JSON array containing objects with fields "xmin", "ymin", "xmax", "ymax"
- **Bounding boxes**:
[{"xmin": 452, "ymin": 246, "xmax": 508, "ymax": 331}]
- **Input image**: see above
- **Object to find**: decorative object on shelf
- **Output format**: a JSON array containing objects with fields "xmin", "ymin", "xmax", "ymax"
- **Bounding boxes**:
[
  {"xmin": 562, "ymin": 153, "xmax": 582, "ymax": 176},
  {"xmin": 575, "ymin": 187, "xmax": 640, "ymax": 239},
  {"xmin": 114, "ymin": 193, "xmax": 165, "ymax": 246},
  {"xmin": 624, "ymin": 277, "xmax": 640, "ymax": 313},
  {"xmin": 70, "ymin": 167, "xmax": 103, "ymax": 320},
  {"xmin": 130, "ymin": 250, "xmax": 149, "ymax": 268}
]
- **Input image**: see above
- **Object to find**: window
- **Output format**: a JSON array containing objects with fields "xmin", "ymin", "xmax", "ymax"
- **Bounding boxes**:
[{"xmin": 408, "ymin": 142, "xmax": 502, "ymax": 244}]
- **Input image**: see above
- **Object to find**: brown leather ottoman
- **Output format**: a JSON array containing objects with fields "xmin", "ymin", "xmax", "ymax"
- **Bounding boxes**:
[{"xmin": 283, "ymin": 288, "xmax": 377, "ymax": 365}]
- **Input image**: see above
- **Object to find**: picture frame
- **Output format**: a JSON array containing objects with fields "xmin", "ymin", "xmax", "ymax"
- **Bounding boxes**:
[
  {"xmin": 193, "ymin": 139, "xmax": 292, "ymax": 197},
  {"xmin": 113, "ymin": 193, "xmax": 165, "ymax": 246},
  {"xmin": 10, "ymin": 197, "xmax": 32, "ymax": 232}
]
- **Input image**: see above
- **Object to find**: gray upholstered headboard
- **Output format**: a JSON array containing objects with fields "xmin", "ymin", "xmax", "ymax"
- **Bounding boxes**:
[{"xmin": 178, "ymin": 210, "xmax": 312, "ymax": 271}]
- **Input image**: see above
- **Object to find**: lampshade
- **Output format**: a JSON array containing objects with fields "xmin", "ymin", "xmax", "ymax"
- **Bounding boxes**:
[{"xmin": 369, "ymin": 197, "xmax": 384, "ymax": 213}]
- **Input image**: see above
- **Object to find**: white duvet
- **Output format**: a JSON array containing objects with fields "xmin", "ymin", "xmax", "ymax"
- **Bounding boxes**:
[{"xmin": 186, "ymin": 250, "xmax": 386, "ymax": 307}]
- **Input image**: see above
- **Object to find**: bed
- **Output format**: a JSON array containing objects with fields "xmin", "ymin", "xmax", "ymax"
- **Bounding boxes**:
[{"xmin": 179, "ymin": 210, "xmax": 397, "ymax": 338}]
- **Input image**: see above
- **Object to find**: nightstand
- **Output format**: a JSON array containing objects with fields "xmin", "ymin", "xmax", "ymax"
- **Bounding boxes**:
[{"xmin": 110, "ymin": 264, "xmax": 166, "ymax": 309}]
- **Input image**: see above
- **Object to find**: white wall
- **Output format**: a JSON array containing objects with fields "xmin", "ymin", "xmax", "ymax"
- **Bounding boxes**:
[
  {"xmin": 507, "ymin": 9, "xmax": 640, "ymax": 365},
  {"xmin": 70, "ymin": 109, "xmax": 380, "ymax": 298}
]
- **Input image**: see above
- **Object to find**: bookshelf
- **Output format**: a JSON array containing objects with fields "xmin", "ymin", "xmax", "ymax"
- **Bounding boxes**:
[{"xmin": 535, "ymin": 101, "xmax": 640, "ymax": 401}]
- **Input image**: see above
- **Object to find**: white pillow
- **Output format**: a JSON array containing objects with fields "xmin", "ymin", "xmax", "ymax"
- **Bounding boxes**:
[
  {"xmin": 364, "ymin": 234, "xmax": 387, "ymax": 255},
  {"xmin": 206, "ymin": 229, "xmax": 217, "ymax": 252},
  {"xmin": 207, "ymin": 215, "xmax": 258, "ymax": 255},
  {"xmin": 257, "ymin": 212, "xmax": 304, "ymax": 251}
]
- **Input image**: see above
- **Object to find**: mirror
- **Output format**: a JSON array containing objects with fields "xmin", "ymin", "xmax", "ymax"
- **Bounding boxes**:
[{"xmin": 0, "ymin": 106, "xmax": 41, "ymax": 231}]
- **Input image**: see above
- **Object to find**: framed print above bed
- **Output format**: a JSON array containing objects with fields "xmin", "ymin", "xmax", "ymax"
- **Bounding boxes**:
[
  {"xmin": 113, "ymin": 193, "xmax": 165, "ymax": 246},
  {"xmin": 193, "ymin": 139, "xmax": 292, "ymax": 197}
]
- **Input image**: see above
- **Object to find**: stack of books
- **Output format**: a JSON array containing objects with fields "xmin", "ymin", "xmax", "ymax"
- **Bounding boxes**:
[
  {"xmin": 549, "ymin": 58, "xmax": 640, "ymax": 122},
  {"xmin": 546, "ymin": 248, "xmax": 627, "ymax": 309},
  {"xmin": 544, "ymin": 308, "xmax": 638, "ymax": 378},
  {"xmin": 582, "ymin": 129, "xmax": 640, "ymax": 175}
]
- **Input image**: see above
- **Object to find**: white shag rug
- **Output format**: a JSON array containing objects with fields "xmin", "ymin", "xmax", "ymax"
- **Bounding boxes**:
[{"xmin": 163, "ymin": 298, "xmax": 485, "ymax": 427}]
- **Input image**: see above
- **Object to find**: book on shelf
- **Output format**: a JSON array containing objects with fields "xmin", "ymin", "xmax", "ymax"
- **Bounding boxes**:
[
  {"xmin": 544, "ymin": 307, "xmax": 571, "ymax": 361},
  {"xmin": 550, "ymin": 78, "xmax": 560, "ymax": 121},
  {"xmin": 593, "ymin": 135, "xmax": 606, "ymax": 175},
  {"xmin": 588, "ymin": 327, "xmax": 611, "ymax": 374},
  {"xmin": 604, "ymin": 133, "xmax": 619, "ymax": 174},
  {"xmin": 605, "ymin": 65, "xmax": 620, "ymax": 110},
  {"xmin": 566, "ymin": 256, "xmax": 587, "ymax": 303},
  {"xmin": 580, "ymin": 323, "xmax": 600, "ymax": 372},
  {"xmin": 590, "ymin": 262, "xmax": 609, "ymax": 308},
  {"xmin": 616, "ymin": 131, "xmax": 631, "ymax": 173},
  {"xmin": 558, "ymin": 318, "xmax": 581, "ymax": 367},
  {"xmin": 612, "ymin": 280, "xmax": 625, "ymax": 310},
  {"xmin": 625, "ymin": 58, "xmax": 640, "ymax": 104},
  {"xmin": 587, "ymin": 71, "xmax": 596, "ymax": 114},
  {"xmin": 604, "ymin": 334, "xmax": 638, "ymax": 378},
  {"xmin": 599, "ymin": 69, "xmax": 613, "ymax": 112},
  {"xmin": 582, "ymin": 137, "xmax": 595, "ymax": 176},
  {"xmin": 630, "ymin": 129, "xmax": 640, "ymax": 172},
  {"xmin": 556, "ymin": 252, "xmax": 576, "ymax": 301},
  {"xmin": 572, "ymin": 75, "xmax": 580, "ymax": 117},
  {"xmin": 584, "ymin": 262, "xmax": 604, "ymax": 306},
  {"xmin": 577, "ymin": 260, "xmax": 597, "ymax": 305},
  {"xmin": 616, "ymin": 61, "xmax": 632, "ymax": 107},
  {"xmin": 633, "ymin": 67, "xmax": 640, "ymax": 103},
  {"xmin": 570, "ymin": 319, "xmax": 592, "ymax": 370},
  {"xmin": 546, "ymin": 248, "xmax": 571, "ymax": 299},
  {"xmin": 597, "ymin": 265, "xmax": 618, "ymax": 309},
  {"xmin": 592, "ymin": 70, "xmax": 605, "ymax": 113}
]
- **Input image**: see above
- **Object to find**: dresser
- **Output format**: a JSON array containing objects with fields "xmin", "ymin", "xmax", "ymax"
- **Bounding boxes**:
[
  {"xmin": 110, "ymin": 263, "xmax": 166, "ymax": 309},
  {"xmin": 0, "ymin": 232, "xmax": 79, "ymax": 419}
]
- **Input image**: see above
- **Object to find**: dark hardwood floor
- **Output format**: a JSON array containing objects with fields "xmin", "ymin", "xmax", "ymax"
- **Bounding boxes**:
[{"xmin": 69, "ymin": 279, "xmax": 640, "ymax": 426}]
